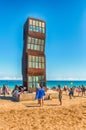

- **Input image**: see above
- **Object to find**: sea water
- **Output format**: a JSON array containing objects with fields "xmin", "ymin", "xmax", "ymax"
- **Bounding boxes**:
[{"xmin": 0, "ymin": 80, "xmax": 86, "ymax": 89}]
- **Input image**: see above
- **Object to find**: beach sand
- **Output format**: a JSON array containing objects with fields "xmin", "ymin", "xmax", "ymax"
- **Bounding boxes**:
[{"xmin": 0, "ymin": 94, "xmax": 86, "ymax": 130}]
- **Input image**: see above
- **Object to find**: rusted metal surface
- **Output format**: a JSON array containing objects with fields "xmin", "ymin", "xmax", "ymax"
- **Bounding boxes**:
[
  {"xmin": 28, "ymin": 31, "xmax": 45, "ymax": 39},
  {"xmin": 22, "ymin": 17, "xmax": 46, "ymax": 90}
]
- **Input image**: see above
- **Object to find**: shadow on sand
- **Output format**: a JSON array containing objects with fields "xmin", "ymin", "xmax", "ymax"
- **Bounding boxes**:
[
  {"xmin": 46, "ymin": 104, "xmax": 59, "ymax": 106},
  {"xmin": 23, "ymin": 103, "xmax": 59, "ymax": 108},
  {"xmin": 0, "ymin": 96, "xmax": 18, "ymax": 102},
  {"xmin": 25, "ymin": 104, "xmax": 59, "ymax": 108},
  {"xmin": 26, "ymin": 105, "xmax": 40, "ymax": 108},
  {"xmin": 23, "ymin": 102, "xmax": 40, "ymax": 108}
]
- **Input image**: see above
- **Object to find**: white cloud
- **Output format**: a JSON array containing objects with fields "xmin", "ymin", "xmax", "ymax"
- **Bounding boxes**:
[
  {"xmin": 0, "ymin": 76, "xmax": 22, "ymax": 80},
  {"xmin": 47, "ymin": 77, "xmax": 86, "ymax": 81}
]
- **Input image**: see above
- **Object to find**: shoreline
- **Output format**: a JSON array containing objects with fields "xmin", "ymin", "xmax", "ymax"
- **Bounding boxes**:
[{"xmin": 0, "ymin": 80, "xmax": 86, "ymax": 90}]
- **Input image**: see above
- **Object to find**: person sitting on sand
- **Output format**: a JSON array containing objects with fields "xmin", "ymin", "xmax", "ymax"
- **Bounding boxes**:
[
  {"xmin": 6, "ymin": 86, "xmax": 11, "ymax": 95},
  {"xmin": 18, "ymin": 86, "xmax": 24, "ymax": 95},
  {"xmin": 12, "ymin": 85, "xmax": 24, "ymax": 101},
  {"xmin": 12, "ymin": 85, "xmax": 19, "ymax": 98},
  {"xmin": 0, "ymin": 87, "xmax": 2, "ymax": 94},
  {"xmin": 2, "ymin": 85, "xmax": 8, "ymax": 96},
  {"xmin": 35, "ymin": 85, "xmax": 45, "ymax": 107}
]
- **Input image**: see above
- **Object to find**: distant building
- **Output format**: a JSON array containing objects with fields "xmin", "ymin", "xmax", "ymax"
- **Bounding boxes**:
[{"xmin": 22, "ymin": 17, "xmax": 46, "ymax": 90}]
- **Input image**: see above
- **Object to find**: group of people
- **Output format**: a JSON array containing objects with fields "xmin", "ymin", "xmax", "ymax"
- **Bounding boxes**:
[
  {"xmin": 64, "ymin": 85, "xmax": 86, "ymax": 98},
  {"xmin": 0, "ymin": 85, "xmax": 11, "ymax": 96},
  {"xmin": 35, "ymin": 84, "xmax": 63, "ymax": 106},
  {"xmin": 35, "ymin": 84, "xmax": 86, "ymax": 107},
  {"xmin": 0, "ymin": 84, "xmax": 25, "ymax": 97},
  {"xmin": 11, "ymin": 83, "xmax": 86, "ymax": 106},
  {"xmin": 53, "ymin": 85, "xmax": 86, "ymax": 106},
  {"xmin": 0, "ymin": 83, "xmax": 86, "ymax": 107},
  {"xmin": 12, "ymin": 85, "xmax": 24, "ymax": 100}
]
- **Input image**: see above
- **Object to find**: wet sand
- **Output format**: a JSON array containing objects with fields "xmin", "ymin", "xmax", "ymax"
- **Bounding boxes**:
[{"xmin": 0, "ymin": 94, "xmax": 86, "ymax": 130}]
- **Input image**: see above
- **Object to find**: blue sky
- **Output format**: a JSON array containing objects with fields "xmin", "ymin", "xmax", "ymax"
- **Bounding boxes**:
[{"xmin": 0, "ymin": 0, "xmax": 86, "ymax": 80}]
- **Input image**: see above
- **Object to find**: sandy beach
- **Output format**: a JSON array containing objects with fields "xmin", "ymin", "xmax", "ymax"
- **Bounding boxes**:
[{"xmin": 0, "ymin": 93, "xmax": 86, "ymax": 130}]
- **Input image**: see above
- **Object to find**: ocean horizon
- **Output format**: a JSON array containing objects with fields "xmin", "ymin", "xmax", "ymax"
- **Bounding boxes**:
[{"xmin": 0, "ymin": 80, "xmax": 86, "ymax": 89}]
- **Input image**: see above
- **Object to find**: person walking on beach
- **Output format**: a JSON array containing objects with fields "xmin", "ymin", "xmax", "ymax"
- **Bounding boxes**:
[
  {"xmin": 76, "ymin": 86, "xmax": 82, "ymax": 96},
  {"xmin": 82, "ymin": 85, "xmax": 85, "ymax": 96},
  {"xmin": 35, "ymin": 85, "xmax": 45, "ymax": 107},
  {"xmin": 36, "ymin": 84, "xmax": 40, "ymax": 104},
  {"xmin": 64, "ymin": 85, "xmax": 68, "ymax": 95},
  {"xmin": 69, "ymin": 88, "xmax": 74, "ymax": 99},
  {"xmin": 58, "ymin": 85, "xmax": 62, "ymax": 105}
]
